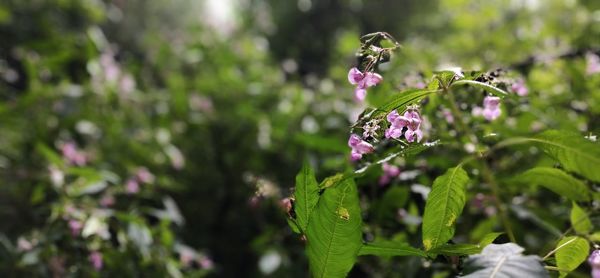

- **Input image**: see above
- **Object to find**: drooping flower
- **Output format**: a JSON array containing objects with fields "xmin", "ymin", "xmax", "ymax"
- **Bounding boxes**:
[
  {"xmin": 348, "ymin": 67, "xmax": 382, "ymax": 102},
  {"xmin": 589, "ymin": 250, "xmax": 600, "ymax": 278},
  {"xmin": 511, "ymin": 79, "xmax": 528, "ymax": 96},
  {"xmin": 378, "ymin": 163, "xmax": 401, "ymax": 185},
  {"xmin": 586, "ymin": 52, "xmax": 600, "ymax": 75},
  {"xmin": 348, "ymin": 134, "xmax": 374, "ymax": 161},
  {"xmin": 89, "ymin": 251, "xmax": 103, "ymax": 271}
]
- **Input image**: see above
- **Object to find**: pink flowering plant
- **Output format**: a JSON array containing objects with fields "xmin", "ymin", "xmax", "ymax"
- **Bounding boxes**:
[{"xmin": 285, "ymin": 32, "xmax": 600, "ymax": 278}]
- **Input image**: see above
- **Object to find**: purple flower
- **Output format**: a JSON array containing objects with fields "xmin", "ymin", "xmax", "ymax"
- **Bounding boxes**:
[
  {"xmin": 100, "ymin": 195, "xmax": 115, "ymax": 207},
  {"xmin": 135, "ymin": 167, "xmax": 155, "ymax": 184},
  {"xmin": 68, "ymin": 219, "xmax": 83, "ymax": 236},
  {"xmin": 126, "ymin": 178, "xmax": 140, "ymax": 194},
  {"xmin": 61, "ymin": 142, "xmax": 87, "ymax": 166},
  {"xmin": 362, "ymin": 119, "xmax": 380, "ymax": 139},
  {"xmin": 89, "ymin": 251, "xmax": 103, "ymax": 271},
  {"xmin": 586, "ymin": 52, "xmax": 600, "ymax": 75},
  {"xmin": 590, "ymin": 250, "xmax": 600, "ymax": 278},
  {"xmin": 348, "ymin": 134, "xmax": 374, "ymax": 161},
  {"xmin": 378, "ymin": 163, "xmax": 401, "ymax": 185},
  {"xmin": 385, "ymin": 108, "xmax": 423, "ymax": 143},
  {"xmin": 481, "ymin": 96, "xmax": 501, "ymax": 121},
  {"xmin": 511, "ymin": 79, "xmax": 528, "ymax": 96},
  {"xmin": 442, "ymin": 108, "xmax": 454, "ymax": 123},
  {"xmin": 348, "ymin": 67, "xmax": 382, "ymax": 102}
]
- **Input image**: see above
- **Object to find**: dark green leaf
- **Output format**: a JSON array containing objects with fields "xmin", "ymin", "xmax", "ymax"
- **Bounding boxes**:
[
  {"xmin": 359, "ymin": 240, "xmax": 426, "ymax": 257},
  {"xmin": 375, "ymin": 88, "xmax": 439, "ymax": 116}
]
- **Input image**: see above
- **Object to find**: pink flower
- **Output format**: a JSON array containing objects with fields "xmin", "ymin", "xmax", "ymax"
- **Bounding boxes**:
[
  {"xmin": 378, "ymin": 163, "xmax": 401, "ymax": 185},
  {"xmin": 135, "ymin": 167, "xmax": 155, "ymax": 184},
  {"xmin": 100, "ymin": 195, "xmax": 115, "ymax": 207},
  {"xmin": 61, "ymin": 142, "xmax": 86, "ymax": 166},
  {"xmin": 586, "ymin": 52, "xmax": 600, "ymax": 75},
  {"xmin": 442, "ymin": 108, "xmax": 454, "ymax": 123},
  {"xmin": 280, "ymin": 197, "xmax": 292, "ymax": 214},
  {"xmin": 348, "ymin": 67, "xmax": 383, "ymax": 102},
  {"xmin": 126, "ymin": 178, "xmax": 139, "ymax": 194},
  {"xmin": 348, "ymin": 134, "xmax": 374, "ymax": 161},
  {"xmin": 482, "ymin": 96, "xmax": 501, "ymax": 121},
  {"xmin": 589, "ymin": 250, "xmax": 600, "ymax": 278},
  {"xmin": 362, "ymin": 119, "xmax": 380, "ymax": 139},
  {"xmin": 511, "ymin": 79, "xmax": 528, "ymax": 96},
  {"xmin": 384, "ymin": 108, "xmax": 424, "ymax": 143},
  {"xmin": 89, "ymin": 251, "xmax": 103, "ymax": 270},
  {"xmin": 68, "ymin": 219, "xmax": 83, "ymax": 236},
  {"xmin": 198, "ymin": 256, "xmax": 214, "ymax": 270}
]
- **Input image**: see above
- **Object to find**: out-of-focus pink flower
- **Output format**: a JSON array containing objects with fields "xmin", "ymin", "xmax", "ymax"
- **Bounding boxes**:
[
  {"xmin": 472, "ymin": 106, "xmax": 483, "ymax": 117},
  {"xmin": 586, "ymin": 52, "xmax": 600, "ymax": 75},
  {"xmin": 61, "ymin": 142, "xmax": 87, "ymax": 166},
  {"xmin": 89, "ymin": 251, "xmax": 103, "ymax": 270},
  {"xmin": 378, "ymin": 163, "xmax": 401, "ymax": 185},
  {"xmin": 589, "ymin": 250, "xmax": 600, "ymax": 278},
  {"xmin": 511, "ymin": 79, "xmax": 528, "ymax": 96},
  {"xmin": 125, "ymin": 178, "xmax": 139, "ymax": 194},
  {"xmin": 348, "ymin": 67, "xmax": 383, "ymax": 102},
  {"xmin": 180, "ymin": 248, "xmax": 195, "ymax": 267},
  {"xmin": 280, "ymin": 197, "xmax": 292, "ymax": 214},
  {"xmin": 135, "ymin": 167, "xmax": 155, "ymax": 184},
  {"xmin": 482, "ymin": 96, "xmax": 501, "ymax": 121},
  {"xmin": 119, "ymin": 73, "xmax": 136, "ymax": 94},
  {"xmin": 198, "ymin": 255, "xmax": 214, "ymax": 270},
  {"xmin": 17, "ymin": 237, "xmax": 33, "ymax": 251},
  {"xmin": 68, "ymin": 219, "xmax": 83, "ymax": 236},
  {"xmin": 48, "ymin": 165, "xmax": 64, "ymax": 187},
  {"xmin": 348, "ymin": 134, "xmax": 374, "ymax": 161},
  {"xmin": 441, "ymin": 108, "xmax": 454, "ymax": 124},
  {"xmin": 100, "ymin": 195, "xmax": 115, "ymax": 207}
]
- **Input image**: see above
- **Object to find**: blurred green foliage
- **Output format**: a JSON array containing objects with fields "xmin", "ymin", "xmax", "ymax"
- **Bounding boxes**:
[{"xmin": 0, "ymin": 0, "xmax": 598, "ymax": 277}]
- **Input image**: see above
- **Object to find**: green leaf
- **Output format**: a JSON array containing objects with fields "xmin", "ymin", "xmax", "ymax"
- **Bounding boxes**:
[
  {"xmin": 306, "ymin": 178, "xmax": 363, "ymax": 278},
  {"xmin": 358, "ymin": 240, "xmax": 426, "ymax": 257},
  {"xmin": 513, "ymin": 167, "xmax": 590, "ymax": 201},
  {"xmin": 294, "ymin": 162, "xmax": 320, "ymax": 232},
  {"xmin": 428, "ymin": 244, "xmax": 481, "ymax": 256},
  {"xmin": 478, "ymin": 232, "xmax": 503, "ymax": 248},
  {"xmin": 461, "ymin": 243, "xmax": 548, "ymax": 278},
  {"xmin": 451, "ymin": 80, "xmax": 508, "ymax": 96},
  {"xmin": 555, "ymin": 236, "xmax": 589, "ymax": 278},
  {"xmin": 376, "ymin": 88, "xmax": 439, "ymax": 116},
  {"xmin": 427, "ymin": 232, "xmax": 502, "ymax": 257},
  {"xmin": 422, "ymin": 166, "xmax": 469, "ymax": 250},
  {"xmin": 532, "ymin": 130, "xmax": 600, "ymax": 183},
  {"xmin": 570, "ymin": 202, "xmax": 592, "ymax": 234}
]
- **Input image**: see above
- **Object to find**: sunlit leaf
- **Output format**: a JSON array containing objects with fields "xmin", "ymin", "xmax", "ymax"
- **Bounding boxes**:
[
  {"xmin": 555, "ymin": 236, "xmax": 589, "ymax": 278},
  {"xmin": 451, "ymin": 80, "xmax": 508, "ymax": 96},
  {"xmin": 306, "ymin": 178, "xmax": 362, "ymax": 277},
  {"xmin": 570, "ymin": 202, "xmax": 592, "ymax": 234},
  {"xmin": 422, "ymin": 166, "xmax": 469, "ymax": 250}
]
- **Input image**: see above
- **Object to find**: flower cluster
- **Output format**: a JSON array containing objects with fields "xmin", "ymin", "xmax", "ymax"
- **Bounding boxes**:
[
  {"xmin": 61, "ymin": 142, "xmax": 87, "ymax": 166},
  {"xmin": 125, "ymin": 167, "xmax": 155, "ymax": 194},
  {"xmin": 385, "ymin": 107, "xmax": 423, "ymax": 143},
  {"xmin": 472, "ymin": 96, "xmax": 501, "ymax": 121},
  {"xmin": 347, "ymin": 67, "xmax": 383, "ymax": 102},
  {"xmin": 348, "ymin": 134, "xmax": 374, "ymax": 161}
]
